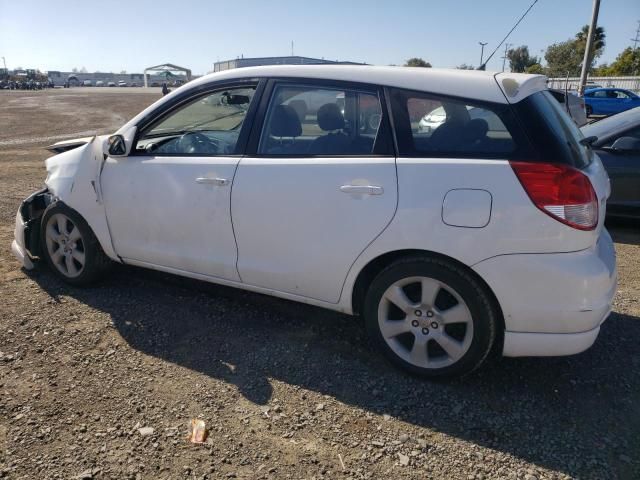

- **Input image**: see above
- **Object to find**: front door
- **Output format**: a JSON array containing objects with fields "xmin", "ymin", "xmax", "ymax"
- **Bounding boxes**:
[
  {"xmin": 101, "ymin": 85, "xmax": 258, "ymax": 281},
  {"xmin": 231, "ymin": 80, "xmax": 397, "ymax": 303}
]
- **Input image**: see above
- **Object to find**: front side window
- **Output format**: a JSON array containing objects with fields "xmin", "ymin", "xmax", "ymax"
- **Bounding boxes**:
[
  {"xmin": 135, "ymin": 86, "xmax": 256, "ymax": 155},
  {"xmin": 257, "ymin": 84, "xmax": 389, "ymax": 156},
  {"xmin": 391, "ymin": 89, "xmax": 516, "ymax": 157}
]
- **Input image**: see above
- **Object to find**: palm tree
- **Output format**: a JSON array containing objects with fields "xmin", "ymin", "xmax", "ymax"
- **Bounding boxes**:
[
  {"xmin": 575, "ymin": 25, "xmax": 606, "ymax": 72},
  {"xmin": 576, "ymin": 25, "xmax": 606, "ymax": 56}
]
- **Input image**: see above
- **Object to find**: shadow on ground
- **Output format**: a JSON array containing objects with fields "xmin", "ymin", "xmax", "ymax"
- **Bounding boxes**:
[
  {"xmin": 606, "ymin": 218, "xmax": 640, "ymax": 246},
  {"xmin": 28, "ymin": 261, "xmax": 640, "ymax": 479}
]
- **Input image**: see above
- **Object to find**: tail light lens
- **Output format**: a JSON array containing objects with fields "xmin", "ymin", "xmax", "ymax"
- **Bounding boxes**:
[{"xmin": 510, "ymin": 161, "xmax": 598, "ymax": 230}]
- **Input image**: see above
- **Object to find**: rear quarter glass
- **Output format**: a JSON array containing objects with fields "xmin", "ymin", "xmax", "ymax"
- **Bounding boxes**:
[{"xmin": 514, "ymin": 91, "xmax": 594, "ymax": 169}]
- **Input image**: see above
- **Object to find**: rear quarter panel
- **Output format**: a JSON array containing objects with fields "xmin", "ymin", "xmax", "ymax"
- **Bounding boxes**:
[{"xmin": 338, "ymin": 158, "xmax": 602, "ymax": 311}]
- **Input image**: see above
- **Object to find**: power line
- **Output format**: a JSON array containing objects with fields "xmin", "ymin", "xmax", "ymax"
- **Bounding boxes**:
[{"xmin": 479, "ymin": 0, "xmax": 539, "ymax": 70}]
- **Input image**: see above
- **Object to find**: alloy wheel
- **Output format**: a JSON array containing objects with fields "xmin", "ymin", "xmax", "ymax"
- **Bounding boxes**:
[
  {"xmin": 44, "ymin": 213, "xmax": 86, "ymax": 278},
  {"xmin": 377, "ymin": 276, "xmax": 474, "ymax": 369}
]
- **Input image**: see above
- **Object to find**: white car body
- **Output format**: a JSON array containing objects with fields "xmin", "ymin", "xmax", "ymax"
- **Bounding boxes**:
[{"xmin": 11, "ymin": 65, "xmax": 616, "ymax": 372}]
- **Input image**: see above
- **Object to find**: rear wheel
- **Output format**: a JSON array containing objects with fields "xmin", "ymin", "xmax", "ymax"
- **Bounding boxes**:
[
  {"xmin": 363, "ymin": 256, "xmax": 497, "ymax": 378},
  {"xmin": 40, "ymin": 203, "xmax": 111, "ymax": 285}
]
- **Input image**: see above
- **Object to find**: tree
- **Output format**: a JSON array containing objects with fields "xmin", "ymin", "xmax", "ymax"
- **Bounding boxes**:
[
  {"xmin": 598, "ymin": 47, "xmax": 640, "ymax": 76},
  {"xmin": 575, "ymin": 25, "xmax": 606, "ymax": 62},
  {"xmin": 544, "ymin": 25, "xmax": 607, "ymax": 77},
  {"xmin": 456, "ymin": 63, "xmax": 475, "ymax": 70},
  {"xmin": 525, "ymin": 63, "xmax": 545, "ymax": 74},
  {"xmin": 507, "ymin": 45, "xmax": 539, "ymax": 73},
  {"xmin": 72, "ymin": 67, "xmax": 78, "ymax": 73},
  {"xmin": 79, "ymin": 66, "xmax": 88, "ymax": 73},
  {"xmin": 544, "ymin": 39, "xmax": 583, "ymax": 77},
  {"xmin": 120, "ymin": 70, "xmax": 127, "ymax": 74},
  {"xmin": 405, "ymin": 58, "xmax": 432, "ymax": 68}
]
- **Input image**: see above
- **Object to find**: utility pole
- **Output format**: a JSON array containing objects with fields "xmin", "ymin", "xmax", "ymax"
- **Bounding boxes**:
[
  {"xmin": 632, "ymin": 20, "xmax": 640, "ymax": 78},
  {"xmin": 578, "ymin": 0, "xmax": 601, "ymax": 96},
  {"xmin": 1, "ymin": 57, "xmax": 6, "ymax": 70},
  {"xmin": 291, "ymin": 41, "xmax": 294, "ymax": 57},
  {"xmin": 501, "ymin": 43, "xmax": 512, "ymax": 72},
  {"xmin": 479, "ymin": 42, "xmax": 488, "ymax": 67}
]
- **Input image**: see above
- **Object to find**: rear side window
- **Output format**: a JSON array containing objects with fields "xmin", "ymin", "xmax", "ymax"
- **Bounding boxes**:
[
  {"xmin": 257, "ymin": 83, "xmax": 392, "ymax": 156},
  {"xmin": 514, "ymin": 90, "xmax": 592, "ymax": 169},
  {"xmin": 389, "ymin": 88, "xmax": 518, "ymax": 158}
]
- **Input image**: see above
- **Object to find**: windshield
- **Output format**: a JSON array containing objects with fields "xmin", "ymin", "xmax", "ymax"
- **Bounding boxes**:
[{"xmin": 582, "ymin": 106, "xmax": 640, "ymax": 143}]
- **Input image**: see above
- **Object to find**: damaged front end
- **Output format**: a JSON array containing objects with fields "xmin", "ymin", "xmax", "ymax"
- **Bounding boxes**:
[
  {"xmin": 11, "ymin": 134, "xmax": 122, "ymax": 270},
  {"xmin": 11, "ymin": 189, "xmax": 55, "ymax": 269}
]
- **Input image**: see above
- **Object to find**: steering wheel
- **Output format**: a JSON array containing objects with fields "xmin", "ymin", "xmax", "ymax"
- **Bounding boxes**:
[{"xmin": 177, "ymin": 131, "xmax": 220, "ymax": 154}]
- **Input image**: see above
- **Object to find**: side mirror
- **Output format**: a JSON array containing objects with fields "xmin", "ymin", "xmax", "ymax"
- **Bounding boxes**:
[
  {"xmin": 106, "ymin": 134, "xmax": 127, "ymax": 157},
  {"xmin": 610, "ymin": 136, "xmax": 640, "ymax": 153}
]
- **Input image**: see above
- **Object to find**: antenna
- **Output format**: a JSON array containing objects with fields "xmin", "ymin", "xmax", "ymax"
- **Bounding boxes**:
[{"xmin": 632, "ymin": 20, "xmax": 640, "ymax": 49}]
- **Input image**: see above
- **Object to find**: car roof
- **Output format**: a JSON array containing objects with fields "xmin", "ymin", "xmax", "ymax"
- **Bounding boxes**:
[
  {"xmin": 581, "ymin": 106, "xmax": 640, "ymax": 145},
  {"xmin": 190, "ymin": 65, "xmax": 546, "ymax": 103},
  {"xmin": 118, "ymin": 65, "xmax": 547, "ymax": 133},
  {"xmin": 585, "ymin": 87, "xmax": 629, "ymax": 92}
]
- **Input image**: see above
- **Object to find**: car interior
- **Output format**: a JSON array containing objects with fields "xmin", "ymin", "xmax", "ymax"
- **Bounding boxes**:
[
  {"xmin": 259, "ymin": 88, "xmax": 380, "ymax": 156},
  {"xmin": 412, "ymin": 102, "xmax": 515, "ymax": 155}
]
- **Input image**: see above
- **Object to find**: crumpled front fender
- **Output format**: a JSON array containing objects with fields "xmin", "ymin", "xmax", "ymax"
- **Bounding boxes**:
[{"xmin": 45, "ymin": 135, "xmax": 120, "ymax": 262}]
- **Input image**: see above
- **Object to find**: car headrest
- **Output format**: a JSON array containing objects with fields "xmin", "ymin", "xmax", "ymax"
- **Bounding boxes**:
[
  {"xmin": 464, "ymin": 118, "xmax": 489, "ymax": 140},
  {"xmin": 317, "ymin": 103, "xmax": 345, "ymax": 131},
  {"xmin": 288, "ymin": 99, "xmax": 308, "ymax": 122},
  {"xmin": 270, "ymin": 105, "xmax": 302, "ymax": 137}
]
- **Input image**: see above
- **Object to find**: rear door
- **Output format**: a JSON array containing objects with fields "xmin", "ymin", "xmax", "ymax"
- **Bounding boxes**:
[{"xmin": 231, "ymin": 79, "xmax": 397, "ymax": 303}]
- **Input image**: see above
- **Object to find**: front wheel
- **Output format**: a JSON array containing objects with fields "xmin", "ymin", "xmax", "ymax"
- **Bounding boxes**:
[
  {"xmin": 363, "ymin": 256, "xmax": 497, "ymax": 378},
  {"xmin": 40, "ymin": 203, "xmax": 111, "ymax": 285},
  {"xmin": 585, "ymin": 104, "xmax": 593, "ymax": 117}
]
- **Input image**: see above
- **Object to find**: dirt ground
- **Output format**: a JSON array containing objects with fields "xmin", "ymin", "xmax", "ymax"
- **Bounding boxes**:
[{"xmin": 0, "ymin": 89, "xmax": 638, "ymax": 480}]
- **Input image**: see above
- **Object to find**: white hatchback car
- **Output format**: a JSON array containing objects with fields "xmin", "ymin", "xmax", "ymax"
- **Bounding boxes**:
[{"xmin": 11, "ymin": 66, "xmax": 617, "ymax": 377}]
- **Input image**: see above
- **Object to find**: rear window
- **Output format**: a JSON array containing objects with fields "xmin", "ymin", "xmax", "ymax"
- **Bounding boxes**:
[
  {"xmin": 514, "ymin": 91, "xmax": 593, "ymax": 169},
  {"xmin": 389, "ymin": 88, "xmax": 527, "ymax": 158}
]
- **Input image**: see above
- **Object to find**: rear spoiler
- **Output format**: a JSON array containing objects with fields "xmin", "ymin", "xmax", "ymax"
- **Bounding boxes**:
[
  {"xmin": 45, "ymin": 136, "xmax": 94, "ymax": 154},
  {"xmin": 493, "ymin": 73, "xmax": 548, "ymax": 104}
]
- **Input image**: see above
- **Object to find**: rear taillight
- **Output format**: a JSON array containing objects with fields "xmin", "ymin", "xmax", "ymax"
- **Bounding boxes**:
[{"xmin": 510, "ymin": 161, "xmax": 598, "ymax": 230}]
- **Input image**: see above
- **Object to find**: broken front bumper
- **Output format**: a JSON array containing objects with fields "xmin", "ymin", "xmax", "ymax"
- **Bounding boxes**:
[{"xmin": 11, "ymin": 188, "xmax": 53, "ymax": 270}]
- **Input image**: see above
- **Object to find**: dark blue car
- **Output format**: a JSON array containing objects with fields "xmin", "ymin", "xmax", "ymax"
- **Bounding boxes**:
[{"xmin": 583, "ymin": 88, "xmax": 640, "ymax": 116}]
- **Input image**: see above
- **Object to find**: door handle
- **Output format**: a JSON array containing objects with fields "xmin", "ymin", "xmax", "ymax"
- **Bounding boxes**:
[
  {"xmin": 195, "ymin": 177, "xmax": 229, "ymax": 186},
  {"xmin": 340, "ymin": 185, "xmax": 384, "ymax": 195}
]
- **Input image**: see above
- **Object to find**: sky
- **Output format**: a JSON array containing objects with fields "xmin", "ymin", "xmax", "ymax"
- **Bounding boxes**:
[{"xmin": 0, "ymin": 0, "xmax": 638, "ymax": 75}]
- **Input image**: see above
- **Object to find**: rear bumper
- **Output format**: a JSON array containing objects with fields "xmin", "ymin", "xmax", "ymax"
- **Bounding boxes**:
[
  {"xmin": 474, "ymin": 229, "xmax": 617, "ymax": 357},
  {"xmin": 503, "ymin": 325, "xmax": 602, "ymax": 357}
]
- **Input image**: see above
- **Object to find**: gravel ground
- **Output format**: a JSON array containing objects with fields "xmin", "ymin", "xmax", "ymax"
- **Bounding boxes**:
[{"xmin": 0, "ymin": 89, "xmax": 639, "ymax": 480}]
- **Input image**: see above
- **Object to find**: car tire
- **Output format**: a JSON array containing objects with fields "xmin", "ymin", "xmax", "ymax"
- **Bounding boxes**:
[
  {"xmin": 585, "ymin": 105, "xmax": 593, "ymax": 117},
  {"xmin": 40, "ymin": 202, "xmax": 111, "ymax": 286},
  {"xmin": 363, "ymin": 255, "xmax": 497, "ymax": 378}
]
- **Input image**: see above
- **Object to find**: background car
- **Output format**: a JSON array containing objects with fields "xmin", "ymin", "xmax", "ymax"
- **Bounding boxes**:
[
  {"xmin": 82, "ymin": 80, "xmax": 92, "ymax": 87},
  {"xmin": 548, "ymin": 89, "xmax": 588, "ymax": 126},
  {"xmin": 583, "ymin": 87, "xmax": 640, "ymax": 116},
  {"xmin": 118, "ymin": 80, "xmax": 127, "ymax": 87},
  {"xmin": 95, "ymin": 80, "xmax": 104, "ymax": 87},
  {"xmin": 582, "ymin": 106, "xmax": 640, "ymax": 218},
  {"xmin": 107, "ymin": 81, "xmax": 116, "ymax": 87}
]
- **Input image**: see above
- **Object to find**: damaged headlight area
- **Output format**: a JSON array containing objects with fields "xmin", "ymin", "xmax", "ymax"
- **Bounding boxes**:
[{"xmin": 18, "ymin": 188, "xmax": 56, "ymax": 261}]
